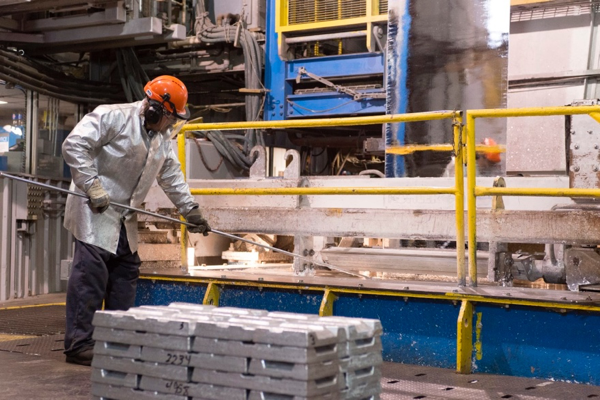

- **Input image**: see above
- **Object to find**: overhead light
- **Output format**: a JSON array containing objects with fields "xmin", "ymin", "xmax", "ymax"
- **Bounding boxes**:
[{"xmin": 0, "ymin": 101, "xmax": 7, "ymax": 105}]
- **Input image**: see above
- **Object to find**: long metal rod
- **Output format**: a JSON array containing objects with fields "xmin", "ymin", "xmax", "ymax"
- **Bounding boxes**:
[
  {"xmin": 208, "ymin": 229, "xmax": 368, "ymax": 279},
  {"xmin": 0, "ymin": 171, "xmax": 197, "ymax": 227},
  {"xmin": 189, "ymin": 187, "xmax": 456, "ymax": 196},
  {"xmin": 285, "ymin": 30, "xmax": 366, "ymax": 44},
  {"xmin": 0, "ymin": 172, "xmax": 369, "ymax": 279}
]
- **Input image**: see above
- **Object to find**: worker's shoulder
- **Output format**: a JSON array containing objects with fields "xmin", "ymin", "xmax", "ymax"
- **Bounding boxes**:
[{"xmin": 92, "ymin": 101, "xmax": 143, "ymax": 117}]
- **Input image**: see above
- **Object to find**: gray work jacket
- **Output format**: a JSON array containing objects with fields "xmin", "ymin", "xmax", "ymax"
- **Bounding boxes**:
[{"xmin": 62, "ymin": 100, "xmax": 197, "ymax": 254}]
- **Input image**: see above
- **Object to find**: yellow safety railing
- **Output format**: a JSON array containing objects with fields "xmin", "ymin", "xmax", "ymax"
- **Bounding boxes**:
[
  {"xmin": 179, "ymin": 110, "xmax": 467, "ymax": 283},
  {"xmin": 180, "ymin": 105, "xmax": 600, "ymax": 282},
  {"xmin": 176, "ymin": 104, "xmax": 600, "ymax": 375},
  {"xmin": 465, "ymin": 105, "xmax": 600, "ymax": 287}
]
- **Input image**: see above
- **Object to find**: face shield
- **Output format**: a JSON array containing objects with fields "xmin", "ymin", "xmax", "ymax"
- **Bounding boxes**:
[{"xmin": 168, "ymin": 118, "xmax": 187, "ymax": 139}]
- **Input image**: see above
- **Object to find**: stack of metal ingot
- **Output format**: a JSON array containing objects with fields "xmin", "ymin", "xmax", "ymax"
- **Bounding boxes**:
[{"xmin": 90, "ymin": 303, "xmax": 383, "ymax": 400}]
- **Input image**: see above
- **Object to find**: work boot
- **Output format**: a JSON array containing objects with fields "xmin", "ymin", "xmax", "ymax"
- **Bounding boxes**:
[{"xmin": 65, "ymin": 348, "xmax": 93, "ymax": 366}]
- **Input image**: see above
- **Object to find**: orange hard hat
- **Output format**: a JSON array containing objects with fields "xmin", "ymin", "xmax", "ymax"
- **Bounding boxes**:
[
  {"xmin": 144, "ymin": 75, "xmax": 190, "ymax": 119},
  {"xmin": 482, "ymin": 137, "xmax": 501, "ymax": 164}
]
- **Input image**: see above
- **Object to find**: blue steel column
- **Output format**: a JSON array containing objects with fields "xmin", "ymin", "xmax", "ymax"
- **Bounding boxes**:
[
  {"xmin": 264, "ymin": 0, "xmax": 285, "ymax": 121},
  {"xmin": 385, "ymin": 0, "xmax": 411, "ymax": 177}
]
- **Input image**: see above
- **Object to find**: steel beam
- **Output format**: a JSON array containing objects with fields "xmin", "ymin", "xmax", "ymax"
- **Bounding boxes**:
[
  {"xmin": 43, "ymin": 17, "xmax": 162, "ymax": 44},
  {"xmin": 0, "ymin": 16, "xmax": 18, "ymax": 29},
  {"xmin": 195, "ymin": 207, "xmax": 600, "ymax": 245},
  {"xmin": 22, "ymin": 3, "xmax": 126, "ymax": 31},
  {"xmin": 0, "ymin": 0, "xmax": 101, "ymax": 16},
  {"xmin": 320, "ymin": 247, "xmax": 488, "ymax": 277}
]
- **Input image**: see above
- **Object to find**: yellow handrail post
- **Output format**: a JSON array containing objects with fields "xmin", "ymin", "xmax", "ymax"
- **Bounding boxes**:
[
  {"xmin": 203, "ymin": 282, "xmax": 221, "ymax": 306},
  {"xmin": 453, "ymin": 113, "xmax": 466, "ymax": 286},
  {"xmin": 457, "ymin": 299, "xmax": 474, "ymax": 374},
  {"xmin": 319, "ymin": 289, "xmax": 338, "ymax": 316},
  {"xmin": 465, "ymin": 113, "xmax": 478, "ymax": 287},
  {"xmin": 178, "ymin": 132, "xmax": 188, "ymax": 270}
]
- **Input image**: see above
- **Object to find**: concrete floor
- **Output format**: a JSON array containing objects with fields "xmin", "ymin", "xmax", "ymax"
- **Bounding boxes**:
[{"xmin": 1, "ymin": 293, "xmax": 599, "ymax": 400}]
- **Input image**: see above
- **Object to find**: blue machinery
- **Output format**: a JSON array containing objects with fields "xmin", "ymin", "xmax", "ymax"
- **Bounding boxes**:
[
  {"xmin": 263, "ymin": 0, "xmax": 509, "ymax": 179},
  {"xmin": 264, "ymin": 0, "xmax": 388, "ymax": 120}
]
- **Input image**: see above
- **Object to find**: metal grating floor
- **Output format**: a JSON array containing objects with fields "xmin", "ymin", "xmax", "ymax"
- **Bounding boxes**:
[
  {"xmin": 379, "ymin": 362, "xmax": 600, "ymax": 400},
  {"xmin": 0, "ymin": 305, "xmax": 65, "ymax": 336},
  {"xmin": 0, "ymin": 333, "xmax": 67, "ymax": 361}
]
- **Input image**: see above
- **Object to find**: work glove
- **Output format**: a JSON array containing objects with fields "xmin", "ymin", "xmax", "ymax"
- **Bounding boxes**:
[
  {"xmin": 86, "ymin": 179, "xmax": 110, "ymax": 213},
  {"xmin": 186, "ymin": 207, "xmax": 211, "ymax": 236}
]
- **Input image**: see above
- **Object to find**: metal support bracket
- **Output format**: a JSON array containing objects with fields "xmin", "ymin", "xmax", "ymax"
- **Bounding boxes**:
[
  {"xmin": 457, "ymin": 299, "xmax": 474, "ymax": 374},
  {"xmin": 296, "ymin": 67, "xmax": 386, "ymax": 101},
  {"xmin": 283, "ymin": 149, "xmax": 301, "ymax": 179},
  {"xmin": 492, "ymin": 177, "xmax": 506, "ymax": 211},
  {"xmin": 319, "ymin": 289, "xmax": 338, "ymax": 316},
  {"xmin": 203, "ymin": 282, "xmax": 220, "ymax": 306},
  {"xmin": 249, "ymin": 146, "xmax": 267, "ymax": 179}
]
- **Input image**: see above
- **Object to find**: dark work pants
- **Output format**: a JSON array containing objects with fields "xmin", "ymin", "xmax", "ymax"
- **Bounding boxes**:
[{"xmin": 64, "ymin": 224, "xmax": 141, "ymax": 355}]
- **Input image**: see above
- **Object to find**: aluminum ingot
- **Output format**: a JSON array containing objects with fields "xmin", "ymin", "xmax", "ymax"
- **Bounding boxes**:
[
  {"xmin": 191, "ymin": 369, "xmax": 341, "ymax": 397},
  {"xmin": 248, "ymin": 390, "xmax": 339, "ymax": 400},
  {"xmin": 91, "ymin": 382, "xmax": 188, "ymax": 400},
  {"xmin": 140, "ymin": 347, "xmax": 248, "ymax": 373},
  {"xmin": 247, "ymin": 358, "xmax": 339, "ymax": 380},
  {"xmin": 91, "ymin": 367, "xmax": 139, "ymax": 388},
  {"xmin": 339, "ymin": 352, "xmax": 383, "ymax": 372},
  {"xmin": 93, "ymin": 327, "xmax": 192, "ymax": 351},
  {"xmin": 93, "ymin": 309, "xmax": 197, "ymax": 336},
  {"xmin": 343, "ymin": 367, "xmax": 382, "ymax": 389},
  {"xmin": 139, "ymin": 376, "xmax": 247, "ymax": 400},
  {"xmin": 92, "ymin": 354, "xmax": 190, "ymax": 381},
  {"xmin": 94, "ymin": 341, "xmax": 142, "ymax": 359},
  {"xmin": 192, "ymin": 337, "xmax": 338, "ymax": 363}
]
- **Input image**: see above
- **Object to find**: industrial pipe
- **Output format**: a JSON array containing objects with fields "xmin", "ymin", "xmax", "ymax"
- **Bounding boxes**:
[{"xmin": 285, "ymin": 31, "xmax": 367, "ymax": 44}]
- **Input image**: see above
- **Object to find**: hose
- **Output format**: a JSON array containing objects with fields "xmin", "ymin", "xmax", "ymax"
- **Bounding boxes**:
[
  {"xmin": 359, "ymin": 169, "xmax": 385, "ymax": 178},
  {"xmin": 193, "ymin": 1, "xmax": 265, "ymax": 171}
]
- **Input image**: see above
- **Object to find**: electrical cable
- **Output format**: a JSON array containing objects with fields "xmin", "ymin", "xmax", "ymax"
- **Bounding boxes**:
[
  {"xmin": 193, "ymin": 1, "xmax": 265, "ymax": 171},
  {"xmin": 194, "ymin": 138, "xmax": 225, "ymax": 172}
]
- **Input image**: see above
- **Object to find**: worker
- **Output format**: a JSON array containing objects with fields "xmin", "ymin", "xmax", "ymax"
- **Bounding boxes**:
[
  {"xmin": 476, "ymin": 137, "xmax": 502, "ymax": 176},
  {"xmin": 443, "ymin": 137, "xmax": 502, "ymax": 177},
  {"xmin": 61, "ymin": 75, "xmax": 210, "ymax": 366}
]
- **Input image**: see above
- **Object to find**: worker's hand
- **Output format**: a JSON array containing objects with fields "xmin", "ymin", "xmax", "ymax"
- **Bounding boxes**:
[
  {"xmin": 186, "ymin": 208, "xmax": 211, "ymax": 236},
  {"xmin": 86, "ymin": 179, "xmax": 110, "ymax": 213}
]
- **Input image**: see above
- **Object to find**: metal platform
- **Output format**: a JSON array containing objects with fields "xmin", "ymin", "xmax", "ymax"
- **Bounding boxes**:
[{"xmin": 136, "ymin": 273, "xmax": 600, "ymax": 385}]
